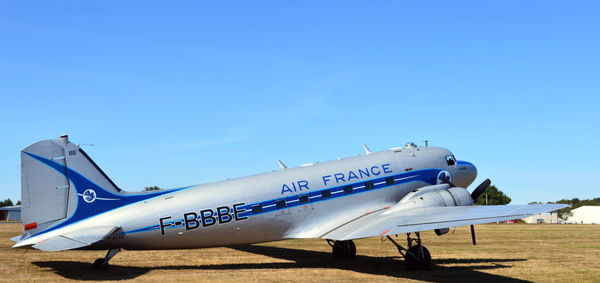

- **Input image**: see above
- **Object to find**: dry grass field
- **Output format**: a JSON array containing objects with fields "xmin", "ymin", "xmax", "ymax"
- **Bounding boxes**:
[{"xmin": 1, "ymin": 223, "xmax": 599, "ymax": 282}]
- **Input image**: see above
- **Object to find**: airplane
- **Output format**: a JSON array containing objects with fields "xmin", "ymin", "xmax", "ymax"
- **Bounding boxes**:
[{"xmin": 11, "ymin": 135, "xmax": 567, "ymax": 270}]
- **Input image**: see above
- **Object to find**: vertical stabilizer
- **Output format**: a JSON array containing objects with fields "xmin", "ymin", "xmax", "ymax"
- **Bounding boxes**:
[{"xmin": 20, "ymin": 135, "xmax": 122, "ymax": 236}]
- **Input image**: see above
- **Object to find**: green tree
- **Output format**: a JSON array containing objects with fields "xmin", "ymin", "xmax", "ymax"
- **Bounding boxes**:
[
  {"xmin": 0, "ymin": 199, "xmax": 14, "ymax": 207},
  {"xmin": 474, "ymin": 185, "xmax": 511, "ymax": 205},
  {"xmin": 15, "ymin": 200, "xmax": 21, "ymax": 205},
  {"xmin": 143, "ymin": 186, "xmax": 161, "ymax": 191}
]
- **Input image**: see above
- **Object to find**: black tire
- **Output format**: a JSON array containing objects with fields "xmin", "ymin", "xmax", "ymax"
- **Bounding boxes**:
[
  {"xmin": 93, "ymin": 258, "xmax": 108, "ymax": 270},
  {"xmin": 332, "ymin": 240, "xmax": 356, "ymax": 259},
  {"xmin": 404, "ymin": 245, "xmax": 431, "ymax": 270}
]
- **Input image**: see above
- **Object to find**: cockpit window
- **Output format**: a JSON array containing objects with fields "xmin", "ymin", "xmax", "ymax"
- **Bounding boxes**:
[{"xmin": 446, "ymin": 155, "xmax": 457, "ymax": 166}]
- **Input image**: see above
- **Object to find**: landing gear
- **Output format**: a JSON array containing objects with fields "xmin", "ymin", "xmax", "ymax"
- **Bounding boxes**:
[
  {"xmin": 327, "ymin": 239, "xmax": 356, "ymax": 259},
  {"xmin": 386, "ymin": 232, "xmax": 431, "ymax": 270},
  {"xmin": 92, "ymin": 248, "xmax": 121, "ymax": 270},
  {"xmin": 404, "ymin": 245, "xmax": 431, "ymax": 270}
]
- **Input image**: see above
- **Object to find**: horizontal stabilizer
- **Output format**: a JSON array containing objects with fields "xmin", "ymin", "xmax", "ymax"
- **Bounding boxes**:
[
  {"xmin": 321, "ymin": 204, "xmax": 568, "ymax": 241},
  {"xmin": 13, "ymin": 226, "xmax": 118, "ymax": 251},
  {"xmin": 10, "ymin": 235, "xmax": 24, "ymax": 243},
  {"xmin": 32, "ymin": 235, "xmax": 89, "ymax": 251}
]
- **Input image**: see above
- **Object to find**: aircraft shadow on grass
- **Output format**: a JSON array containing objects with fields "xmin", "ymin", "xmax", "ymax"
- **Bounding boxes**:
[{"xmin": 32, "ymin": 245, "xmax": 529, "ymax": 282}]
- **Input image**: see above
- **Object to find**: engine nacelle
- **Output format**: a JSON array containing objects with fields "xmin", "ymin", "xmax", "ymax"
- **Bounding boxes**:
[
  {"xmin": 395, "ymin": 184, "xmax": 474, "ymax": 210},
  {"xmin": 381, "ymin": 184, "xmax": 474, "ymax": 236}
]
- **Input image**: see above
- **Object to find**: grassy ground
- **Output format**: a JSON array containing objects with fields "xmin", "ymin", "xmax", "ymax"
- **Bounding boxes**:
[{"xmin": 1, "ymin": 223, "xmax": 599, "ymax": 282}]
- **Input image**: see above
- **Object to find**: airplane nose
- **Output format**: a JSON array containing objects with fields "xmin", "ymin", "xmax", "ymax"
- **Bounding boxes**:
[{"xmin": 456, "ymin": 161, "xmax": 477, "ymax": 187}]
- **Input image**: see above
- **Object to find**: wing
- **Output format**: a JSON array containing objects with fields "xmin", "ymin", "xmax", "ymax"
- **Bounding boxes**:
[
  {"xmin": 321, "ymin": 204, "xmax": 567, "ymax": 241},
  {"xmin": 12, "ymin": 226, "xmax": 118, "ymax": 251}
]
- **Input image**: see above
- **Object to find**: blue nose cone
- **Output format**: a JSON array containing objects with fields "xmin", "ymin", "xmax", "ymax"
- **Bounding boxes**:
[{"xmin": 455, "ymin": 160, "xmax": 477, "ymax": 187}]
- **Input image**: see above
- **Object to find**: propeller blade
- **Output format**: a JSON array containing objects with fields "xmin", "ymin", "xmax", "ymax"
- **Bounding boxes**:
[
  {"xmin": 471, "ymin": 178, "xmax": 491, "ymax": 200},
  {"xmin": 470, "ymin": 225, "xmax": 477, "ymax": 245}
]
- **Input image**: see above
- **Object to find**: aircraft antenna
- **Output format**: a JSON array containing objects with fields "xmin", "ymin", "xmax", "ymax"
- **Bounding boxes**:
[
  {"xmin": 362, "ymin": 144, "xmax": 373, "ymax": 155},
  {"xmin": 277, "ymin": 160, "xmax": 287, "ymax": 170},
  {"xmin": 422, "ymin": 140, "xmax": 429, "ymax": 147}
]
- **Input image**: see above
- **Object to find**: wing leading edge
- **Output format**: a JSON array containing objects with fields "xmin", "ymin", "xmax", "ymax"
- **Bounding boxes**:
[{"xmin": 321, "ymin": 204, "xmax": 568, "ymax": 241}]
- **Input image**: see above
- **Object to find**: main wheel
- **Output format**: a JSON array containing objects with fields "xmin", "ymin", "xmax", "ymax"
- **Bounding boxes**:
[
  {"xmin": 93, "ymin": 258, "xmax": 108, "ymax": 270},
  {"xmin": 404, "ymin": 245, "xmax": 431, "ymax": 270},
  {"xmin": 332, "ymin": 240, "xmax": 356, "ymax": 259}
]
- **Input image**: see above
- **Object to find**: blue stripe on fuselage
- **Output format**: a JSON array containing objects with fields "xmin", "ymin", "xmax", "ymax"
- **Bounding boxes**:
[
  {"xmin": 123, "ymin": 167, "xmax": 444, "ymax": 235},
  {"xmin": 237, "ymin": 168, "xmax": 441, "ymax": 217},
  {"xmin": 457, "ymin": 160, "xmax": 474, "ymax": 166}
]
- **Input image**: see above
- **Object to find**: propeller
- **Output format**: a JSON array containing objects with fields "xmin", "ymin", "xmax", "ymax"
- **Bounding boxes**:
[
  {"xmin": 470, "ymin": 178, "xmax": 491, "ymax": 201},
  {"xmin": 468, "ymin": 179, "xmax": 491, "ymax": 246}
]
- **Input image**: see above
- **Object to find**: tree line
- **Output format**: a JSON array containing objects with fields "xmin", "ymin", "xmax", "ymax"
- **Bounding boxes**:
[{"xmin": 0, "ymin": 199, "xmax": 21, "ymax": 207}]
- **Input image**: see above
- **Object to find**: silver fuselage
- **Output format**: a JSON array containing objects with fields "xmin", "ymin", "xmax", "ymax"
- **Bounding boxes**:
[{"xmin": 87, "ymin": 145, "xmax": 476, "ymax": 250}]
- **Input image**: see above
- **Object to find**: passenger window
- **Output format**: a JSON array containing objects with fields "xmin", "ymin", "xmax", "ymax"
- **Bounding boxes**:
[
  {"xmin": 321, "ymin": 190, "xmax": 331, "ymax": 199},
  {"xmin": 275, "ymin": 199, "xmax": 286, "ymax": 209},
  {"xmin": 299, "ymin": 194, "xmax": 310, "ymax": 203},
  {"xmin": 446, "ymin": 155, "xmax": 456, "ymax": 166},
  {"xmin": 385, "ymin": 177, "xmax": 395, "ymax": 186},
  {"xmin": 251, "ymin": 204, "xmax": 262, "ymax": 214},
  {"xmin": 365, "ymin": 181, "xmax": 374, "ymax": 190}
]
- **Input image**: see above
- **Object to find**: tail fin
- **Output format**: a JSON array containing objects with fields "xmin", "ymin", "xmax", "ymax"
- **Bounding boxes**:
[{"xmin": 20, "ymin": 135, "xmax": 123, "ymax": 237}]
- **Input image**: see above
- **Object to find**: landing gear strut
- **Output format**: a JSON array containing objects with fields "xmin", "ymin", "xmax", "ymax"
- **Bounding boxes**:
[
  {"xmin": 327, "ymin": 239, "xmax": 356, "ymax": 259},
  {"xmin": 386, "ymin": 232, "xmax": 431, "ymax": 270},
  {"xmin": 93, "ymin": 248, "xmax": 121, "ymax": 270}
]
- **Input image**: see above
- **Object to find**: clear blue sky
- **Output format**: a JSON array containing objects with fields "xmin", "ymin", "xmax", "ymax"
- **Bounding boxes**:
[{"xmin": 1, "ymin": 1, "xmax": 599, "ymax": 204}]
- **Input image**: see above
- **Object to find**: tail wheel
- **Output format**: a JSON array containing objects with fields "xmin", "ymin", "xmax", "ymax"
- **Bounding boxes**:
[{"xmin": 92, "ymin": 258, "xmax": 108, "ymax": 270}]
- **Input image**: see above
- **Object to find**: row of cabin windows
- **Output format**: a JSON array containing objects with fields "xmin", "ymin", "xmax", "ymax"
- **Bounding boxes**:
[{"xmin": 249, "ymin": 177, "xmax": 397, "ymax": 214}]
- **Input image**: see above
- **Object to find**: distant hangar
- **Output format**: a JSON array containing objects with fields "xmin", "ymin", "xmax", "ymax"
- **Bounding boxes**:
[
  {"xmin": 522, "ymin": 206, "xmax": 600, "ymax": 224},
  {"xmin": 522, "ymin": 211, "xmax": 559, "ymax": 224},
  {"xmin": 568, "ymin": 206, "xmax": 600, "ymax": 224},
  {"xmin": 0, "ymin": 205, "xmax": 21, "ymax": 221}
]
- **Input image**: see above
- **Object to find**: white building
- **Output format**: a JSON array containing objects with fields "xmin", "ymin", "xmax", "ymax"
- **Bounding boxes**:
[
  {"xmin": 0, "ymin": 205, "xmax": 21, "ymax": 221},
  {"xmin": 568, "ymin": 206, "xmax": 600, "ymax": 224},
  {"xmin": 522, "ymin": 212, "xmax": 560, "ymax": 224}
]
